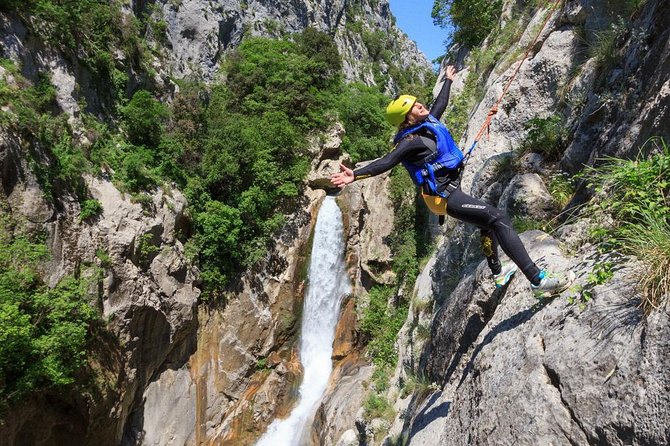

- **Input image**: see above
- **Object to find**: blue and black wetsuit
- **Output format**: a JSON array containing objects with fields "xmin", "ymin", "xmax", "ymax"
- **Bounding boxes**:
[{"xmin": 353, "ymin": 78, "xmax": 542, "ymax": 282}]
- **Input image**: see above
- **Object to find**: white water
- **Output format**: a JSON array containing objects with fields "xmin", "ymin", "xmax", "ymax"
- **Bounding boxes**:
[{"xmin": 256, "ymin": 196, "xmax": 351, "ymax": 446}]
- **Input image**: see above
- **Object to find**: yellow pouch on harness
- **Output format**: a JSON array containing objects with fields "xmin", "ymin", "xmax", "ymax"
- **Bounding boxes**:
[{"xmin": 421, "ymin": 191, "xmax": 448, "ymax": 216}]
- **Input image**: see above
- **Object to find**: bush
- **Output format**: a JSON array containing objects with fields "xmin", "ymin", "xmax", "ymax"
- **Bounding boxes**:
[
  {"xmin": 336, "ymin": 83, "xmax": 393, "ymax": 163},
  {"xmin": 360, "ymin": 286, "xmax": 408, "ymax": 367},
  {"xmin": 363, "ymin": 392, "xmax": 395, "ymax": 420},
  {"xmin": 518, "ymin": 115, "xmax": 569, "ymax": 160},
  {"xmin": 618, "ymin": 215, "xmax": 670, "ymax": 313},
  {"xmin": 548, "ymin": 172, "xmax": 576, "ymax": 209},
  {"xmin": 120, "ymin": 90, "xmax": 168, "ymax": 148},
  {"xmin": 79, "ymin": 199, "xmax": 103, "ymax": 222},
  {"xmin": 432, "ymin": 0, "xmax": 504, "ymax": 47}
]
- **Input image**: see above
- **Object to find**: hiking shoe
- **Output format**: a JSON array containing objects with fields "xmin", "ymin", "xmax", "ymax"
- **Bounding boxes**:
[
  {"xmin": 531, "ymin": 270, "xmax": 576, "ymax": 298},
  {"xmin": 494, "ymin": 262, "xmax": 518, "ymax": 288}
]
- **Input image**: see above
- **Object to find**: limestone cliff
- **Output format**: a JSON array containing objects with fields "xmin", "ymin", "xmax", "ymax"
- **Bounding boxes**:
[{"xmin": 140, "ymin": 0, "xmax": 431, "ymax": 88}]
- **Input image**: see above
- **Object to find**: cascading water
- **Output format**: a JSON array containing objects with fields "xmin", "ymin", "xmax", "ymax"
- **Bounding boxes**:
[{"xmin": 256, "ymin": 196, "xmax": 351, "ymax": 446}]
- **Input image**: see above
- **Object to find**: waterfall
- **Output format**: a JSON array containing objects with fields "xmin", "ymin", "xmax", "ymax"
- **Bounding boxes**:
[{"xmin": 256, "ymin": 196, "xmax": 351, "ymax": 446}]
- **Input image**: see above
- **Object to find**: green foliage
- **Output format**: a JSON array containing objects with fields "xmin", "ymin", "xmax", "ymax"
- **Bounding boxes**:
[
  {"xmin": 184, "ymin": 30, "xmax": 343, "ymax": 294},
  {"xmin": 138, "ymin": 233, "xmax": 159, "ymax": 268},
  {"xmin": 337, "ymin": 83, "xmax": 394, "ymax": 163},
  {"xmin": 360, "ymin": 286, "xmax": 408, "ymax": 368},
  {"xmin": 116, "ymin": 145, "xmax": 159, "ymax": 192},
  {"xmin": 569, "ymin": 261, "xmax": 614, "ymax": 308},
  {"xmin": 120, "ymin": 90, "xmax": 168, "ymax": 148},
  {"xmin": 223, "ymin": 34, "xmax": 340, "ymax": 127},
  {"xmin": 255, "ymin": 357, "xmax": 269, "ymax": 371},
  {"xmin": 79, "ymin": 199, "xmax": 103, "ymax": 222},
  {"xmin": 618, "ymin": 215, "xmax": 670, "ymax": 314},
  {"xmin": 587, "ymin": 17, "xmax": 630, "ymax": 82},
  {"xmin": 400, "ymin": 371, "xmax": 438, "ymax": 400},
  {"xmin": 512, "ymin": 216, "xmax": 553, "ymax": 234},
  {"xmin": 587, "ymin": 140, "xmax": 670, "ymax": 226},
  {"xmin": 432, "ymin": 0, "xmax": 504, "ymax": 47},
  {"xmin": 29, "ymin": 0, "xmax": 146, "ymax": 90},
  {"xmin": 295, "ymin": 27, "xmax": 343, "ymax": 86},
  {"xmin": 388, "ymin": 168, "xmax": 430, "ymax": 292},
  {"xmin": 518, "ymin": 115, "xmax": 569, "ymax": 160},
  {"xmin": 445, "ymin": 68, "xmax": 483, "ymax": 141},
  {"xmin": 548, "ymin": 172, "xmax": 575, "ymax": 209},
  {"xmin": 585, "ymin": 138, "xmax": 670, "ymax": 313},
  {"xmin": 363, "ymin": 392, "xmax": 395, "ymax": 421},
  {"xmin": 362, "ymin": 30, "xmax": 388, "ymax": 61},
  {"xmin": 0, "ymin": 64, "xmax": 90, "ymax": 199},
  {"xmin": 0, "ymin": 227, "xmax": 98, "ymax": 402},
  {"xmin": 51, "ymin": 132, "xmax": 90, "ymax": 189},
  {"xmin": 95, "ymin": 248, "xmax": 112, "ymax": 269}
]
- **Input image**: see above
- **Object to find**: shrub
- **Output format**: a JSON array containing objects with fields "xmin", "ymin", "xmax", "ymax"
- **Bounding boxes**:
[
  {"xmin": 336, "ymin": 83, "xmax": 393, "ymax": 163},
  {"xmin": 363, "ymin": 392, "xmax": 395, "ymax": 421},
  {"xmin": 116, "ymin": 145, "xmax": 158, "ymax": 192},
  {"xmin": 120, "ymin": 89, "xmax": 168, "ymax": 148},
  {"xmin": 432, "ymin": 0, "xmax": 504, "ymax": 48},
  {"xmin": 548, "ymin": 172, "xmax": 576, "ymax": 209},
  {"xmin": 79, "ymin": 199, "xmax": 103, "ymax": 222},
  {"xmin": 360, "ymin": 286, "xmax": 408, "ymax": 368},
  {"xmin": 618, "ymin": 215, "xmax": 670, "ymax": 313},
  {"xmin": 518, "ymin": 115, "xmax": 569, "ymax": 160}
]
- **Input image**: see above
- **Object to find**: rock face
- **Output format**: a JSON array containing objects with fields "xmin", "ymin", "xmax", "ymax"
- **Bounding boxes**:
[
  {"xmin": 0, "ymin": 131, "xmax": 200, "ymax": 445},
  {"xmin": 405, "ymin": 233, "xmax": 670, "ymax": 445},
  {"xmin": 151, "ymin": 0, "xmax": 431, "ymax": 87}
]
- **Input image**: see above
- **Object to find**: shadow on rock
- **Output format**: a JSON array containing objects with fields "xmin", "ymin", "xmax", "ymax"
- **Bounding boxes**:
[
  {"xmin": 457, "ymin": 299, "xmax": 549, "ymax": 388},
  {"xmin": 407, "ymin": 392, "xmax": 451, "ymax": 442}
]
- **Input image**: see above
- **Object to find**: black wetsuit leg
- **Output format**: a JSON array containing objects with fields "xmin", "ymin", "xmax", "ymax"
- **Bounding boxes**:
[
  {"xmin": 480, "ymin": 229, "xmax": 502, "ymax": 275},
  {"xmin": 446, "ymin": 188, "xmax": 541, "ymax": 282}
]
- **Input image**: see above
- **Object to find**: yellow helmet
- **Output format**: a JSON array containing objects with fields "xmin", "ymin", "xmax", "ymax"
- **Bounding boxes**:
[{"xmin": 385, "ymin": 95, "xmax": 417, "ymax": 127}]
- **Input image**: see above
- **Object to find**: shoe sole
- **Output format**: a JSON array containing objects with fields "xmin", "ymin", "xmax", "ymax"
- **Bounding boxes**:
[
  {"xmin": 533, "ymin": 271, "xmax": 576, "ymax": 299},
  {"xmin": 495, "ymin": 267, "xmax": 518, "ymax": 288}
]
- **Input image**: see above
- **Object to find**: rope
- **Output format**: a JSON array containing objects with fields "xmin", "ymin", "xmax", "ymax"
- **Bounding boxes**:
[{"xmin": 462, "ymin": 0, "xmax": 564, "ymax": 164}]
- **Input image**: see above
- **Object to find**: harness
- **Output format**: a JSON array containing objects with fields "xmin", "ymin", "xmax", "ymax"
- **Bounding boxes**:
[{"xmin": 394, "ymin": 115, "xmax": 463, "ymax": 216}]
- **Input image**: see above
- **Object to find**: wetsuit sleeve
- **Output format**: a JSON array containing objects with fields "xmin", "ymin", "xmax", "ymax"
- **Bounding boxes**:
[
  {"xmin": 353, "ymin": 143, "xmax": 416, "ymax": 180},
  {"xmin": 428, "ymin": 77, "xmax": 452, "ymax": 120}
]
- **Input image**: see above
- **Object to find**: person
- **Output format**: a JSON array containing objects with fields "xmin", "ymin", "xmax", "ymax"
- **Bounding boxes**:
[{"xmin": 330, "ymin": 65, "xmax": 574, "ymax": 297}]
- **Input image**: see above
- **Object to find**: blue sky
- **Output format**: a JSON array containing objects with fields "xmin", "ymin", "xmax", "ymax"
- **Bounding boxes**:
[{"xmin": 388, "ymin": 0, "xmax": 450, "ymax": 63}]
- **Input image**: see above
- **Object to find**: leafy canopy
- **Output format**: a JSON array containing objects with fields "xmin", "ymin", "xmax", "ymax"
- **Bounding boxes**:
[
  {"xmin": 432, "ymin": 0, "xmax": 504, "ymax": 47},
  {"xmin": 0, "ymin": 222, "xmax": 98, "ymax": 402}
]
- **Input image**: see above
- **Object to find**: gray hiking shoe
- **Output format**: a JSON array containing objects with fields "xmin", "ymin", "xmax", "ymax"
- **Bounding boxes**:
[
  {"xmin": 494, "ymin": 262, "xmax": 518, "ymax": 288},
  {"xmin": 531, "ymin": 270, "xmax": 576, "ymax": 298}
]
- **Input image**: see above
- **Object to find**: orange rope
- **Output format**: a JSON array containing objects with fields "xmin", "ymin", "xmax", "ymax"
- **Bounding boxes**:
[{"xmin": 471, "ymin": 0, "xmax": 564, "ymax": 144}]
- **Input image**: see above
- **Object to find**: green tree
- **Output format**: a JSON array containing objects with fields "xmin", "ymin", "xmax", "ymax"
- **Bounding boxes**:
[
  {"xmin": 120, "ymin": 89, "xmax": 168, "ymax": 148},
  {"xmin": 337, "ymin": 83, "xmax": 394, "ymax": 163},
  {"xmin": 0, "ymin": 230, "xmax": 97, "ymax": 402},
  {"xmin": 432, "ymin": 0, "xmax": 504, "ymax": 47}
]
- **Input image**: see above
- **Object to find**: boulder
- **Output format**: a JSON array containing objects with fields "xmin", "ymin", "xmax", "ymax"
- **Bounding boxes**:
[{"xmin": 498, "ymin": 173, "xmax": 555, "ymax": 220}]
